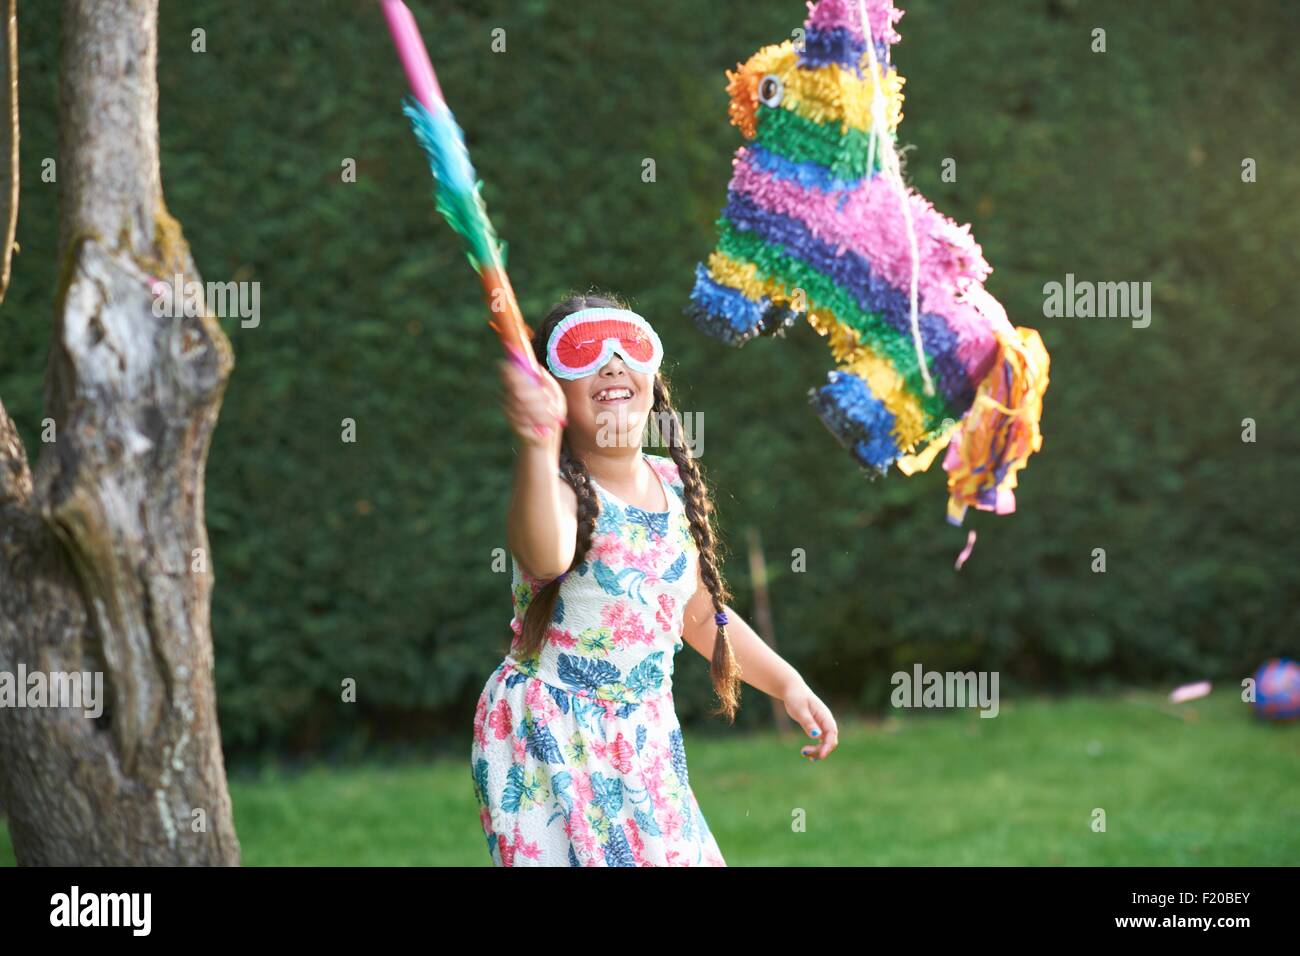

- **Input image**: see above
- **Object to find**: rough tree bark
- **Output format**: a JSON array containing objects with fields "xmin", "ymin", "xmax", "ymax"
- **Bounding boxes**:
[{"xmin": 0, "ymin": 0, "xmax": 240, "ymax": 864}]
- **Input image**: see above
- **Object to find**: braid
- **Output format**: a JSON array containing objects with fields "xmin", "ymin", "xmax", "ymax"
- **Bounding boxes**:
[
  {"xmin": 513, "ymin": 440, "xmax": 600, "ymax": 660},
  {"xmin": 509, "ymin": 290, "xmax": 619, "ymax": 661},
  {"xmin": 654, "ymin": 376, "xmax": 742, "ymax": 722}
]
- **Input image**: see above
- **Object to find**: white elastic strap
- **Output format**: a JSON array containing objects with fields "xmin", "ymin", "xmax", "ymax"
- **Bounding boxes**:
[{"xmin": 858, "ymin": 0, "xmax": 934, "ymax": 398}]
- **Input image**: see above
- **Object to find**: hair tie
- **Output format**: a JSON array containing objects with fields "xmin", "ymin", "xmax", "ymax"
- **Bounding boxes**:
[
  {"xmin": 714, "ymin": 610, "xmax": 728, "ymax": 626},
  {"xmin": 554, "ymin": 571, "xmax": 568, "ymax": 583}
]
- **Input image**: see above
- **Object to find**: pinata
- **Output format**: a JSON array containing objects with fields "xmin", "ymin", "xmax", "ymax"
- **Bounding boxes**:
[{"xmin": 685, "ymin": 0, "xmax": 1050, "ymax": 525}]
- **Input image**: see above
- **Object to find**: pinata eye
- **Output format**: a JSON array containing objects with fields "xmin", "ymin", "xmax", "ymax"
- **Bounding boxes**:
[{"xmin": 758, "ymin": 74, "xmax": 784, "ymax": 108}]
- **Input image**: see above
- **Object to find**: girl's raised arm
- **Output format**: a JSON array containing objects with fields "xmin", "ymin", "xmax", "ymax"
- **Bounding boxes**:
[{"xmin": 499, "ymin": 358, "xmax": 576, "ymax": 579}]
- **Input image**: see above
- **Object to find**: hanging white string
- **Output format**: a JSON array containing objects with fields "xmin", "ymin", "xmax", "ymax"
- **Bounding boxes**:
[{"xmin": 857, "ymin": 0, "xmax": 933, "ymax": 397}]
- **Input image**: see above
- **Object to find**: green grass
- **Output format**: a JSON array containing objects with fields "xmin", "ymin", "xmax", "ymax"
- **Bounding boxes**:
[{"xmin": 3, "ymin": 689, "xmax": 1296, "ymax": 865}]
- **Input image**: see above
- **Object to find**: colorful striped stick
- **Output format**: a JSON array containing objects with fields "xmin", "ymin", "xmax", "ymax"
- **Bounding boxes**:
[{"xmin": 381, "ymin": 0, "xmax": 560, "ymax": 429}]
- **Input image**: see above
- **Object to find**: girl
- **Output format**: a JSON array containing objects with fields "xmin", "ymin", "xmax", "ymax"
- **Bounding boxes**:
[{"xmin": 470, "ymin": 291, "xmax": 839, "ymax": 867}]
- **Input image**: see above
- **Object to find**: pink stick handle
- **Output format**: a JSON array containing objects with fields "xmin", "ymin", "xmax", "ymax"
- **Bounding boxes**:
[{"xmin": 381, "ymin": 0, "xmax": 444, "ymax": 111}]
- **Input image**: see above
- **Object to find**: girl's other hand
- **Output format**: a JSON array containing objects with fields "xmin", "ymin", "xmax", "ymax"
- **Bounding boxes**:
[
  {"xmin": 783, "ymin": 678, "xmax": 839, "ymax": 762},
  {"xmin": 499, "ymin": 357, "xmax": 567, "ymax": 448}
]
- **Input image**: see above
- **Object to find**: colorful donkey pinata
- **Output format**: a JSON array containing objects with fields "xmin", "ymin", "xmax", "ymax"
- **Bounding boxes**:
[{"xmin": 685, "ymin": 0, "xmax": 1050, "ymax": 525}]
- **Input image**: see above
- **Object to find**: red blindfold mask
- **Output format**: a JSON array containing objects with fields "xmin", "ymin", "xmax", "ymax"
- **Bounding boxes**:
[{"xmin": 544, "ymin": 308, "xmax": 664, "ymax": 380}]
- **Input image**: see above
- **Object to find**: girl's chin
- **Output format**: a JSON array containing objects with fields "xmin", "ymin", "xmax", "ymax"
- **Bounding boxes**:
[
  {"xmin": 582, "ymin": 403, "xmax": 648, "ymax": 442},
  {"xmin": 590, "ymin": 420, "xmax": 647, "ymax": 448},
  {"xmin": 592, "ymin": 407, "xmax": 646, "ymax": 425}
]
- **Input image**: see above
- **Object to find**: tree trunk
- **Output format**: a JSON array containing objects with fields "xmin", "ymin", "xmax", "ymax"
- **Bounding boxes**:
[
  {"xmin": 0, "ymin": 0, "xmax": 17, "ymax": 302},
  {"xmin": 0, "ymin": 0, "xmax": 239, "ymax": 864}
]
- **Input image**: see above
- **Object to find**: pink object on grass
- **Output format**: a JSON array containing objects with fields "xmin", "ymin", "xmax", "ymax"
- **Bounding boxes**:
[{"xmin": 1169, "ymin": 681, "xmax": 1212, "ymax": 704}]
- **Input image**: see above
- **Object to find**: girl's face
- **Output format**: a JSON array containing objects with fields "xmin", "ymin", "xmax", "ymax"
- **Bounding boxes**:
[{"xmin": 557, "ymin": 353, "xmax": 656, "ymax": 450}]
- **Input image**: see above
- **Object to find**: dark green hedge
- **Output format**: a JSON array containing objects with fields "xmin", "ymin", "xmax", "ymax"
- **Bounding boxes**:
[{"xmin": 3, "ymin": 0, "xmax": 1296, "ymax": 757}]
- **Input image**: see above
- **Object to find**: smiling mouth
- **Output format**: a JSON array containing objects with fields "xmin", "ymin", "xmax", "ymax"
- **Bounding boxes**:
[{"xmin": 593, "ymin": 386, "xmax": 635, "ymax": 405}]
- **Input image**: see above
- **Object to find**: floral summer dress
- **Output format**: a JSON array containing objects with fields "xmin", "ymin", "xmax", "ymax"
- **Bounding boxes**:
[{"xmin": 470, "ymin": 452, "xmax": 726, "ymax": 866}]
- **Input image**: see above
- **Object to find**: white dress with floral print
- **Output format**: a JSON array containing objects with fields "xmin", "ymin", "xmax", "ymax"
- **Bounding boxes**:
[{"xmin": 470, "ymin": 452, "xmax": 726, "ymax": 866}]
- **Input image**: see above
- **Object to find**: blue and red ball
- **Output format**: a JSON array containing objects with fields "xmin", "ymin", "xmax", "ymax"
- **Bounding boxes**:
[{"xmin": 1252, "ymin": 658, "xmax": 1300, "ymax": 721}]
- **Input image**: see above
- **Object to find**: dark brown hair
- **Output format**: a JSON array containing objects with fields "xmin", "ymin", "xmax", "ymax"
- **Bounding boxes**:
[{"xmin": 510, "ymin": 290, "xmax": 742, "ymax": 721}]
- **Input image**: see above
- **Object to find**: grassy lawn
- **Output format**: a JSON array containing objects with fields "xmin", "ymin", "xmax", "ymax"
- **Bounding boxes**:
[{"xmin": 2, "ymin": 688, "xmax": 1295, "ymax": 865}]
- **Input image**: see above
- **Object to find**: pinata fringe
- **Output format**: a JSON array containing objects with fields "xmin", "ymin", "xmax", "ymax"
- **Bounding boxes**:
[
  {"xmin": 807, "ymin": 309, "xmax": 931, "ymax": 453},
  {"xmin": 694, "ymin": 248, "xmax": 954, "ymax": 458},
  {"xmin": 726, "ymin": 41, "xmax": 903, "ymax": 142},
  {"xmin": 941, "ymin": 325, "xmax": 1050, "ymax": 525}
]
